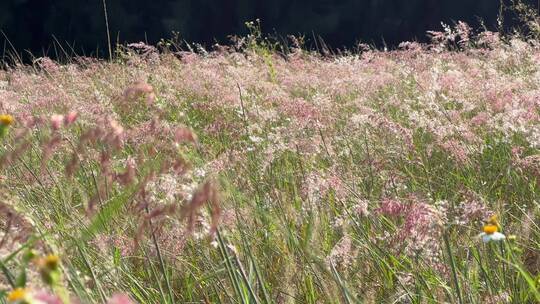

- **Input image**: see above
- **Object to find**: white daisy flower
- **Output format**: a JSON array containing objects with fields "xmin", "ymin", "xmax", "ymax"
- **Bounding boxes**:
[{"xmin": 480, "ymin": 224, "xmax": 506, "ymax": 243}]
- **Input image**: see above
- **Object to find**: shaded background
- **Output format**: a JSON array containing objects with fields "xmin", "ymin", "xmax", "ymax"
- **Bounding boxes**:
[{"xmin": 0, "ymin": 0, "xmax": 534, "ymax": 58}]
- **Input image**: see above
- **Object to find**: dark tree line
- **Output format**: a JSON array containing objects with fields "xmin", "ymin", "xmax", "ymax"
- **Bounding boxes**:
[{"xmin": 0, "ymin": 0, "xmax": 533, "ymax": 58}]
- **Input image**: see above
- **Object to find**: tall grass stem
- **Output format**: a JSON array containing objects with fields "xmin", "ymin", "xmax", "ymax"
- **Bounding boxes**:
[{"xmin": 101, "ymin": 0, "xmax": 113, "ymax": 61}]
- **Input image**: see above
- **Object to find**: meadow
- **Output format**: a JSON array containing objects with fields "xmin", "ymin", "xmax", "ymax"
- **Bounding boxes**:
[{"xmin": 0, "ymin": 22, "xmax": 539, "ymax": 303}]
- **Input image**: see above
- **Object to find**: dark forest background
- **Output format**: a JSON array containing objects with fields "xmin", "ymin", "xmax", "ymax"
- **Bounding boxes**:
[{"xmin": 0, "ymin": 0, "xmax": 536, "ymax": 58}]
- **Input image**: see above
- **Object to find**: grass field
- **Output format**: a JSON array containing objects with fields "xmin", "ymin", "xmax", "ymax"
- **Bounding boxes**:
[{"xmin": 0, "ymin": 23, "xmax": 539, "ymax": 303}]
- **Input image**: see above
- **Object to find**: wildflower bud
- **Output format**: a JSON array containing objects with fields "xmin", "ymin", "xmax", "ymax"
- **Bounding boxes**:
[
  {"xmin": 40, "ymin": 268, "xmax": 61, "ymax": 287},
  {"xmin": 37, "ymin": 255, "xmax": 61, "ymax": 286}
]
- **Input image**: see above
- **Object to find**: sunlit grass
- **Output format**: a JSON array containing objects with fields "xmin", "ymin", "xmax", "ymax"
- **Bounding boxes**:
[{"xmin": 0, "ymin": 22, "xmax": 539, "ymax": 303}]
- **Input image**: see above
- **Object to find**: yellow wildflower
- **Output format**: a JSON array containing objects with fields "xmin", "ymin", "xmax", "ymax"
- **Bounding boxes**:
[
  {"xmin": 483, "ymin": 224, "xmax": 498, "ymax": 234},
  {"xmin": 43, "ymin": 254, "xmax": 60, "ymax": 271},
  {"xmin": 6, "ymin": 288, "xmax": 27, "ymax": 303},
  {"xmin": 36, "ymin": 254, "xmax": 61, "ymax": 286},
  {"xmin": 0, "ymin": 114, "xmax": 14, "ymax": 126}
]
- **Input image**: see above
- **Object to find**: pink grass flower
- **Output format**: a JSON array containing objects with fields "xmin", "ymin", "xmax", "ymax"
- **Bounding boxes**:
[
  {"xmin": 173, "ymin": 126, "xmax": 197, "ymax": 144},
  {"xmin": 33, "ymin": 290, "xmax": 63, "ymax": 304},
  {"xmin": 50, "ymin": 114, "xmax": 64, "ymax": 130},
  {"xmin": 107, "ymin": 293, "xmax": 136, "ymax": 304},
  {"xmin": 63, "ymin": 111, "xmax": 78, "ymax": 126}
]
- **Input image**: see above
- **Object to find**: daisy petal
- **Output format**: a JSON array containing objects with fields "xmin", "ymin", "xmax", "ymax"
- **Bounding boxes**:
[{"xmin": 491, "ymin": 232, "xmax": 506, "ymax": 241}]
